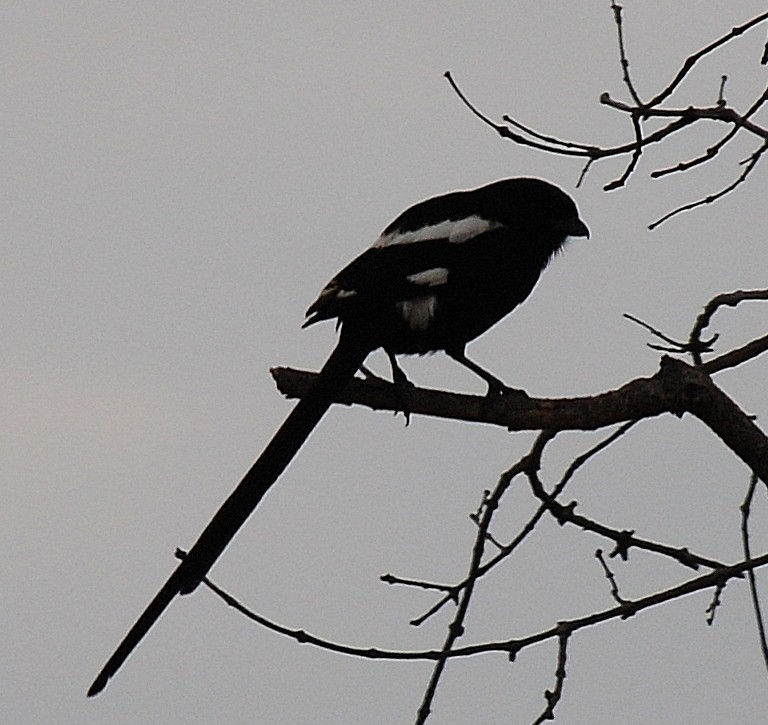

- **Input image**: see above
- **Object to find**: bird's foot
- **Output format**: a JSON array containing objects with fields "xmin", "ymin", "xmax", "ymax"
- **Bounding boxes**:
[
  {"xmin": 359, "ymin": 364, "xmax": 414, "ymax": 424},
  {"xmin": 385, "ymin": 354, "xmax": 415, "ymax": 425},
  {"xmin": 392, "ymin": 376, "xmax": 415, "ymax": 426}
]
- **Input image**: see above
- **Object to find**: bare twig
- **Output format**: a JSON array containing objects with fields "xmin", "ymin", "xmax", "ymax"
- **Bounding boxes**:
[
  {"xmin": 380, "ymin": 573, "xmax": 456, "ymax": 596},
  {"xmin": 531, "ymin": 633, "xmax": 570, "ymax": 725},
  {"xmin": 491, "ymin": 554, "xmax": 768, "ymax": 659},
  {"xmin": 649, "ymin": 141, "xmax": 768, "ymax": 229},
  {"xmin": 596, "ymin": 549, "xmax": 628, "ymax": 605},
  {"xmin": 689, "ymin": 288, "xmax": 768, "ymax": 365},
  {"xmin": 406, "ymin": 423, "xmax": 636, "ymax": 626},
  {"xmin": 652, "ymin": 84, "xmax": 768, "ymax": 178},
  {"xmin": 527, "ymin": 469, "xmax": 730, "ymax": 570},
  {"xmin": 443, "ymin": 71, "xmax": 592, "ymax": 158},
  {"xmin": 623, "ymin": 312, "xmax": 718, "ymax": 356},
  {"xmin": 604, "ymin": 108, "xmax": 644, "ymax": 191},
  {"xmin": 623, "ymin": 291, "xmax": 768, "ymax": 374},
  {"xmin": 718, "ymin": 75, "xmax": 728, "ymax": 105},
  {"xmin": 704, "ymin": 581, "xmax": 726, "ymax": 625},
  {"xmin": 415, "ymin": 431, "xmax": 554, "ymax": 724},
  {"xmin": 501, "ymin": 114, "xmax": 595, "ymax": 151},
  {"xmin": 196, "ymin": 551, "xmax": 768, "ymax": 662},
  {"xmin": 446, "ymin": 8, "xmax": 768, "ymax": 227},
  {"xmin": 741, "ymin": 473, "xmax": 768, "ymax": 675},
  {"xmin": 610, "ymin": 1, "xmax": 642, "ymax": 106},
  {"xmin": 701, "ymin": 333, "xmax": 768, "ymax": 375},
  {"xmin": 644, "ymin": 11, "xmax": 768, "ymax": 107}
]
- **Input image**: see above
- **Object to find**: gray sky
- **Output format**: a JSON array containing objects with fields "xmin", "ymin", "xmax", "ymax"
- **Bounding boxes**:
[{"xmin": 4, "ymin": 2, "xmax": 768, "ymax": 723}]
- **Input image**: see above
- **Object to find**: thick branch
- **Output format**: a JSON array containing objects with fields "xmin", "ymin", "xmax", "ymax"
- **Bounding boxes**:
[
  {"xmin": 271, "ymin": 357, "xmax": 768, "ymax": 484},
  {"xmin": 272, "ymin": 365, "xmax": 669, "ymax": 430},
  {"xmin": 668, "ymin": 360, "xmax": 768, "ymax": 484}
]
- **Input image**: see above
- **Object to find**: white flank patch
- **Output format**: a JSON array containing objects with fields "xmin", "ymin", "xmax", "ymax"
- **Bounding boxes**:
[
  {"xmin": 397, "ymin": 296, "xmax": 437, "ymax": 331},
  {"xmin": 406, "ymin": 267, "xmax": 449, "ymax": 287},
  {"xmin": 373, "ymin": 215, "xmax": 502, "ymax": 248}
]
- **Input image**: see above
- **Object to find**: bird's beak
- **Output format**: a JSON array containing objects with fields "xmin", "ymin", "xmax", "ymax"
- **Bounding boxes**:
[
  {"xmin": 553, "ymin": 216, "xmax": 589, "ymax": 239},
  {"xmin": 567, "ymin": 217, "xmax": 590, "ymax": 239}
]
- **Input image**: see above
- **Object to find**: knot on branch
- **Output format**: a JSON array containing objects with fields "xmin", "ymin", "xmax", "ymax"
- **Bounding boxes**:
[
  {"xmin": 550, "ymin": 500, "xmax": 578, "ymax": 526},
  {"xmin": 658, "ymin": 356, "xmax": 713, "ymax": 416},
  {"xmin": 610, "ymin": 530, "xmax": 636, "ymax": 561}
]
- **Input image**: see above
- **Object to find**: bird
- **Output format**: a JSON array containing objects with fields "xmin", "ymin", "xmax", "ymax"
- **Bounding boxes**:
[{"xmin": 87, "ymin": 177, "xmax": 589, "ymax": 697}]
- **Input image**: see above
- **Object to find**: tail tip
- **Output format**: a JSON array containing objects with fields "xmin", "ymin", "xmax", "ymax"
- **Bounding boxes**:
[{"xmin": 87, "ymin": 674, "xmax": 108, "ymax": 698}]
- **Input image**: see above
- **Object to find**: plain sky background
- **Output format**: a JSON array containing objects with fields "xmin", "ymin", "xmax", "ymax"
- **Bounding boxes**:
[{"xmin": 4, "ymin": 2, "xmax": 768, "ymax": 723}]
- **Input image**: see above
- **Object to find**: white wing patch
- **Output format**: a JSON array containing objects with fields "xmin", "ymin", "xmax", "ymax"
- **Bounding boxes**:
[
  {"xmin": 406, "ymin": 267, "xmax": 449, "ymax": 287},
  {"xmin": 373, "ymin": 215, "xmax": 503, "ymax": 248},
  {"xmin": 446, "ymin": 215, "xmax": 504, "ymax": 243},
  {"xmin": 397, "ymin": 296, "xmax": 437, "ymax": 331}
]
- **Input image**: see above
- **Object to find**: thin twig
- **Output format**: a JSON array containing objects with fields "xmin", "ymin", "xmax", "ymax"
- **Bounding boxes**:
[
  {"xmin": 531, "ymin": 633, "xmax": 570, "ymax": 725},
  {"xmin": 623, "ymin": 312, "xmax": 718, "ymax": 356},
  {"xmin": 445, "ymin": 8, "xmax": 768, "ymax": 227},
  {"xmin": 610, "ymin": 1, "xmax": 643, "ymax": 106},
  {"xmin": 705, "ymin": 581, "xmax": 726, "ymax": 625},
  {"xmin": 527, "ymin": 473, "xmax": 730, "ymax": 570},
  {"xmin": 501, "ymin": 114, "xmax": 595, "ymax": 151},
  {"xmin": 649, "ymin": 141, "xmax": 768, "ymax": 230},
  {"xmin": 407, "ymin": 424, "xmax": 636, "ymax": 626},
  {"xmin": 741, "ymin": 473, "xmax": 768, "ymax": 674},
  {"xmin": 652, "ymin": 84, "xmax": 768, "ymax": 178},
  {"xmin": 443, "ymin": 71, "xmax": 591, "ymax": 158},
  {"xmin": 415, "ymin": 432, "xmax": 555, "ymax": 724},
  {"xmin": 596, "ymin": 549, "xmax": 628, "ymax": 605},
  {"xmin": 196, "ymin": 551, "xmax": 768, "ymax": 664},
  {"xmin": 646, "ymin": 11, "xmax": 768, "ymax": 107},
  {"xmin": 689, "ymin": 288, "xmax": 768, "ymax": 365},
  {"xmin": 380, "ymin": 573, "xmax": 456, "ymax": 595},
  {"xmin": 604, "ymin": 109, "xmax": 644, "ymax": 191}
]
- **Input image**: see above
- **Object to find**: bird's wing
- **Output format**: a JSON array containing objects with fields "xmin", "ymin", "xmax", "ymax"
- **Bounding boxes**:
[{"xmin": 303, "ymin": 215, "xmax": 507, "ymax": 327}]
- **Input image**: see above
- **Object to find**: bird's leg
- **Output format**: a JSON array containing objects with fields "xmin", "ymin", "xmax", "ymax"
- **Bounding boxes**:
[
  {"xmin": 387, "ymin": 352, "xmax": 412, "ymax": 386},
  {"xmin": 387, "ymin": 351, "xmax": 414, "ymax": 424},
  {"xmin": 357, "ymin": 357, "xmax": 413, "ymax": 423},
  {"xmin": 446, "ymin": 348, "xmax": 529, "ymax": 399}
]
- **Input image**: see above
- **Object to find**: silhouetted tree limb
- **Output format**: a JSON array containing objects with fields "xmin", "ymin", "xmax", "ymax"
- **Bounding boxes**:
[
  {"xmin": 220, "ymin": 8, "xmax": 768, "ymax": 722},
  {"xmin": 273, "ymin": 354, "xmax": 768, "ymax": 485},
  {"xmin": 445, "ymin": 6, "xmax": 768, "ymax": 229},
  {"xmin": 270, "ymin": 275, "xmax": 768, "ymax": 723},
  {"xmin": 196, "ymin": 548, "xmax": 768, "ymax": 661}
]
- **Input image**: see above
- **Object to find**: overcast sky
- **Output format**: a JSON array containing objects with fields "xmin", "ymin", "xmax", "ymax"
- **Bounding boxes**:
[{"xmin": 4, "ymin": 2, "xmax": 768, "ymax": 723}]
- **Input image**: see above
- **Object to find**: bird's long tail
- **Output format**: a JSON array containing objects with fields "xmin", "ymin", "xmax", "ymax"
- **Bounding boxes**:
[{"xmin": 88, "ymin": 326, "xmax": 373, "ymax": 697}]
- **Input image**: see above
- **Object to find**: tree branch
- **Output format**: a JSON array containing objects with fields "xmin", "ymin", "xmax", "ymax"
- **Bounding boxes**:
[
  {"xmin": 198, "ymin": 550, "xmax": 768, "ymax": 662},
  {"xmin": 446, "ymin": 8, "xmax": 768, "ymax": 227},
  {"xmin": 272, "ymin": 357, "xmax": 768, "ymax": 484}
]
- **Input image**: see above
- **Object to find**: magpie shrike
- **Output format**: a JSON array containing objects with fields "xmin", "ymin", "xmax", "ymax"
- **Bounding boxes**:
[{"xmin": 88, "ymin": 177, "xmax": 588, "ymax": 696}]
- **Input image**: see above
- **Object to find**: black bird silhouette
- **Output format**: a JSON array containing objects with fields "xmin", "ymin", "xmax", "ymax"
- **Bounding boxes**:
[{"xmin": 88, "ymin": 177, "xmax": 589, "ymax": 696}]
